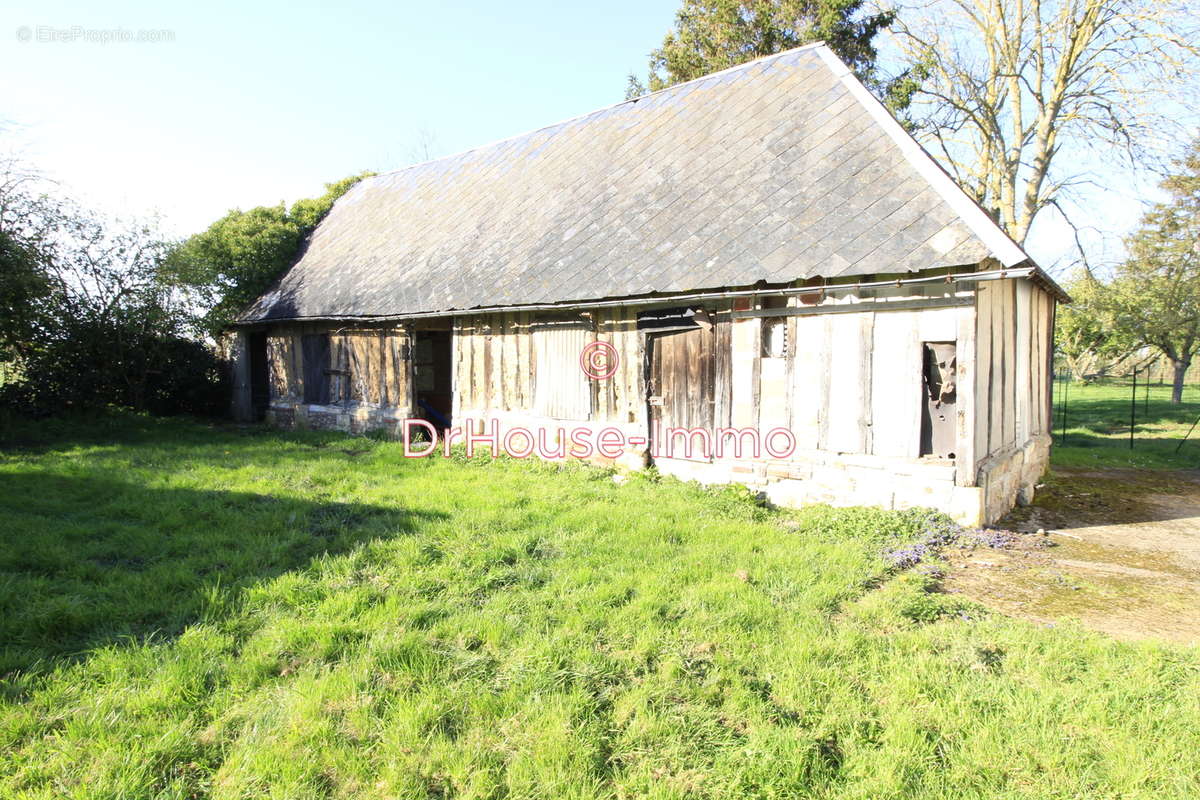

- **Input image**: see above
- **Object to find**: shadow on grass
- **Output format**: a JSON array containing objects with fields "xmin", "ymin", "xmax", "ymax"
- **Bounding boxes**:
[
  {"xmin": 0, "ymin": 469, "xmax": 444, "ymax": 677},
  {"xmin": 0, "ymin": 410, "xmax": 351, "ymax": 459}
]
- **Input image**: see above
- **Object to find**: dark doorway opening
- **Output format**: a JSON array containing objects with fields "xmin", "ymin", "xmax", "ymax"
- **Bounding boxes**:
[
  {"xmin": 248, "ymin": 331, "xmax": 270, "ymax": 422},
  {"xmin": 413, "ymin": 329, "xmax": 453, "ymax": 429}
]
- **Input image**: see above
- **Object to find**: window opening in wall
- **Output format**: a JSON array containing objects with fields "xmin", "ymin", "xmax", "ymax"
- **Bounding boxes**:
[
  {"xmin": 760, "ymin": 296, "xmax": 789, "ymax": 358},
  {"xmin": 920, "ymin": 342, "xmax": 957, "ymax": 459},
  {"xmin": 637, "ymin": 306, "xmax": 702, "ymax": 333}
]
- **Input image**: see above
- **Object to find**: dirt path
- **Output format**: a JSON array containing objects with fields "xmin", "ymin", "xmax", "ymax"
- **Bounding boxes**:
[{"xmin": 941, "ymin": 468, "xmax": 1200, "ymax": 644}]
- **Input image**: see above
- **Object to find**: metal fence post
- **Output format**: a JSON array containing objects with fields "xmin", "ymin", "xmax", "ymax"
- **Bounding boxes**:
[
  {"xmin": 1130, "ymin": 369, "xmax": 1137, "ymax": 450},
  {"xmin": 1059, "ymin": 373, "xmax": 1069, "ymax": 447}
]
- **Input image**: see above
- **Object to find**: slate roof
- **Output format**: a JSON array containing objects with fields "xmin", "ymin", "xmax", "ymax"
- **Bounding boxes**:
[{"xmin": 240, "ymin": 43, "xmax": 1034, "ymax": 323}]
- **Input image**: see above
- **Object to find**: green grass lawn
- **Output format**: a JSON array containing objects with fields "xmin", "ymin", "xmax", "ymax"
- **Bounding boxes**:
[
  {"xmin": 1, "ymin": 414, "xmax": 1198, "ymax": 799},
  {"xmin": 1050, "ymin": 378, "xmax": 1200, "ymax": 470}
]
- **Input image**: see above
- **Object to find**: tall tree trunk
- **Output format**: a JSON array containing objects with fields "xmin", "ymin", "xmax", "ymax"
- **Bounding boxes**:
[{"xmin": 1172, "ymin": 358, "xmax": 1190, "ymax": 404}]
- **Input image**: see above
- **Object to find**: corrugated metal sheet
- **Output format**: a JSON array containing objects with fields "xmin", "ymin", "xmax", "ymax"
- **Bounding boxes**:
[{"xmin": 241, "ymin": 44, "xmax": 1031, "ymax": 324}]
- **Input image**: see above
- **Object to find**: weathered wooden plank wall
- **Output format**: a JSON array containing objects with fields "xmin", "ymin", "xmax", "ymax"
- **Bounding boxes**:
[
  {"xmin": 451, "ymin": 295, "xmax": 970, "ymax": 458},
  {"xmin": 1034, "ymin": 285, "xmax": 1054, "ymax": 433},
  {"xmin": 267, "ymin": 325, "xmax": 304, "ymax": 401},
  {"xmin": 1015, "ymin": 282, "xmax": 1032, "ymax": 442},
  {"xmin": 533, "ymin": 323, "xmax": 591, "ymax": 420},
  {"xmin": 731, "ymin": 310, "xmax": 760, "ymax": 429},
  {"xmin": 955, "ymin": 304, "xmax": 977, "ymax": 485},
  {"xmin": 452, "ymin": 307, "xmax": 645, "ymax": 424},
  {"xmin": 973, "ymin": 279, "xmax": 1056, "ymax": 472},
  {"xmin": 593, "ymin": 309, "xmax": 644, "ymax": 424},
  {"xmin": 779, "ymin": 304, "xmax": 961, "ymax": 459},
  {"xmin": 788, "ymin": 314, "xmax": 829, "ymax": 450},
  {"xmin": 266, "ymin": 324, "xmax": 410, "ymax": 409},
  {"xmin": 870, "ymin": 311, "xmax": 922, "ymax": 458},
  {"xmin": 825, "ymin": 313, "xmax": 875, "ymax": 453},
  {"xmin": 258, "ymin": 280, "xmax": 1057, "ymax": 491}
]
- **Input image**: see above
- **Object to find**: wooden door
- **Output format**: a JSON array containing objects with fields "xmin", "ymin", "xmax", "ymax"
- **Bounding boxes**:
[{"xmin": 647, "ymin": 322, "xmax": 730, "ymax": 460}]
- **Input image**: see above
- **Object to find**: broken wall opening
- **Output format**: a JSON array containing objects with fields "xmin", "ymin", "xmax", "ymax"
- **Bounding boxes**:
[{"xmin": 920, "ymin": 342, "xmax": 957, "ymax": 458}]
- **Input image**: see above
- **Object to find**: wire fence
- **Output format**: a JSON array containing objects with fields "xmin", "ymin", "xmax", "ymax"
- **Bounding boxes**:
[
  {"xmin": 1052, "ymin": 369, "xmax": 1200, "ymax": 453},
  {"xmin": 1098, "ymin": 359, "xmax": 1200, "ymax": 386}
]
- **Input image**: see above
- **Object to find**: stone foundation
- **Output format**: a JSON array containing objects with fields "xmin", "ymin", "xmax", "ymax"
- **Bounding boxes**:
[
  {"xmin": 265, "ymin": 401, "xmax": 413, "ymax": 436},
  {"xmin": 975, "ymin": 433, "xmax": 1052, "ymax": 524}
]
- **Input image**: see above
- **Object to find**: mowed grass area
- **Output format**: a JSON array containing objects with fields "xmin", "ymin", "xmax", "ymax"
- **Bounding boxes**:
[
  {"xmin": 1051, "ymin": 378, "xmax": 1200, "ymax": 470},
  {"xmin": 1, "ymin": 415, "xmax": 1198, "ymax": 799}
]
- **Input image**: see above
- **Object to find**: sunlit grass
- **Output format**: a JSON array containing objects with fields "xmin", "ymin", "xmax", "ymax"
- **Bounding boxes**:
[
  {"xmin": 1050, "ymin": 378, "xmax": 1200, "ymax": 470},
  {"xmin": 1, "ymin": 413, "xmax": 1197, "ymax": 799}
]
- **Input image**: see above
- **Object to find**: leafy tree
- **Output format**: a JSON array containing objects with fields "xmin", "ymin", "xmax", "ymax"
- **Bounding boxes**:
[
  {"xmin": 165, "ymin": 173, "xmax": 371, "ymax": 336},
  {"xmin": 1105, "ymin": 139, "xmax": 1200, "ymax": 403},
  {"xmin": 0, "ymin": 154, "xmax": 56, "ymax": 360},
  {"xmin": 0, "ymin": 190, "xmax": 228, "ymax": 416},
  {"xmin": 1054, "ymin": 270, "xmax": 1133, "ymax": 380},
  {"xmin": 625, "ymin": 0, "xmax": 919, "ymax": 113},
  {"xmin": 0, "ymin": 230, "xmax": 49, "ymax": 357}
]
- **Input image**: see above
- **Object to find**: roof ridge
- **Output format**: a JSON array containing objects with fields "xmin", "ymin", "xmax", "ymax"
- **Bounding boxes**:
[{"xmin": 360, "ymin": 42, "xmax": 830, "ymax": 184}]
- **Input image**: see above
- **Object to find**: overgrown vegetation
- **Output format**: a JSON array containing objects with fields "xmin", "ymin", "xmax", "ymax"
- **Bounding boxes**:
[
  {"xmin": 163, "ymin": 173, "xmax": 372, "ymax": 337},
  {"xmin": 0, "ymin": 147, "xmax": 369, "ymax": 417},
  {"xmin": 0, "ymin": 163, "xmax": 225, "ymax": 417},
  {"xmin": 1, "ymin": 414, "xmax": 1197, "ymax": 798}
]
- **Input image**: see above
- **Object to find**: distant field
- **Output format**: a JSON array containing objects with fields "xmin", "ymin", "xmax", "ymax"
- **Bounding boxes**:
[
  {"xmin": 1050, "ymin": 378, "xmax": 1200, "ymax": 470},
  {"xmin": 1, "ymin": 414, "xmax": 1198, "ymax": 799}
]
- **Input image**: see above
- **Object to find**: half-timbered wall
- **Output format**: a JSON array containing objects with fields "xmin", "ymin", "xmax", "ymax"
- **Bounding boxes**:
[
  {"xmin": 263, "ymin": 323, "xmax": 412, "ymax": 432},
  {"xmin": 972, "ymin": 278, "xmax": 1055, "ymax": 520},
  {"xmin": 452, "ymin": 307, "xmax": 646, "ymax": 428},
  {"xmin": 731, "ymin": 287, "xmax": 974, "ymax": 460},
  {"xmin": 254, "ymin": 275, "xmax": 1056, "ymax": 526},
  {"xmin": 717, "ymin": 286, "xmax": 985, "ymax": 521}
]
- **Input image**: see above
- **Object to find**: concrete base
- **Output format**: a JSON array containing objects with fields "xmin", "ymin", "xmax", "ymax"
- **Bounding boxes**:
[{"xmin": 654, "ymin": 453, "xmax": 986, "ymax": 527}]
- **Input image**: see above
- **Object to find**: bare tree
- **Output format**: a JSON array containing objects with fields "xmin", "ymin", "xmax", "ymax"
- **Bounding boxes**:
[
  {"xmin": 408, "ymin": 125, "xmax": 440, "ymax": 165},
  {"xmin": 892, "ymin": 0, "xmax": 1199, "ymax": 248}
]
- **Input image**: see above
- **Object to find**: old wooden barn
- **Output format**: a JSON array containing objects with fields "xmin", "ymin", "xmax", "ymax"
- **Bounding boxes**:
[{"xmin": 229, "ymin": 43, "xmax": 1068, "ymax": 525}]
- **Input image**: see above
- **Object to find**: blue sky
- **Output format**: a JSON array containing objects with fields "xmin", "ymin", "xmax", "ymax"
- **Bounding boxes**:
[
  {"xmin": 3, "ymin": 0, "xmax": 679, "ymax": 235},
  {"xmin": 1, "ymin": 0, "xmax": 1174, "ymax": 273}
]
